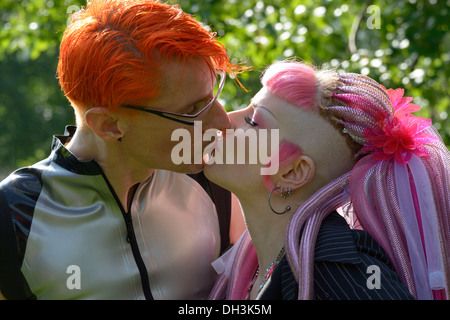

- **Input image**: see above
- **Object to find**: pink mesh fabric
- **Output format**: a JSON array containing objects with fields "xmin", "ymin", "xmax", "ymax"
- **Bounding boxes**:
[
  {"xmin": 283, "ymin": 72, "xmax": 449, "ymax": 299},
  {"xmin": 285, "ymin": 172, "xmax": 352, "ymax": 299},
  {"xmin": 208, "ymin": 231, "xmax": 258, "ymax": 300}
]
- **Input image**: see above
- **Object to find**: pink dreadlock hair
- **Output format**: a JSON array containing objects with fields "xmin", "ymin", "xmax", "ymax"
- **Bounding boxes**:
[
  {"xmin": 209, "ymin": 60, "xmax": 450, "ymax": 300},
  {"xmin": 283, "ymin": 61, "xmax": 450, "ymax": 300}
]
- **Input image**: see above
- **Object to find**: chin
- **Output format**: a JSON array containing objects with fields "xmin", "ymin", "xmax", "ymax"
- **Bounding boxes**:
[
  {"xmin": 203, "ymin": 163, "xmax": 233, "ymax": 190},
  {"xmin": 202, "ymin": 162, "xmax": 217, "ymax": 178},
  {"xmin": 164, "ymin": 162, "xmax": 205, "ymax": 175}
]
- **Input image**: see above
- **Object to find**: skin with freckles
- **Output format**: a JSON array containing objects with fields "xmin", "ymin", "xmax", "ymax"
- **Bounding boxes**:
[{"xmin": 67, "ymin": 58, "xmax": 231, "ymax": 210}]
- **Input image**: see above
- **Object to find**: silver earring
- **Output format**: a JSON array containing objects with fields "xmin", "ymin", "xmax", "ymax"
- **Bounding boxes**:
[
  {"xmin": 268, "ymin": 186, "xmax": 291, "ymax": 215},
  {"xmin": 280, "ymin": 187, "xmax": 292, "ymax": 199},
  {"xmin": 305, "ymin": 169, "xmax": 311, "ymax": 181}
]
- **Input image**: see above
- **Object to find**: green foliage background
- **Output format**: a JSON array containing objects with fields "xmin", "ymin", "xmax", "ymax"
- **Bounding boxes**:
[{"xmin": 0, "ymin": 0, "xmax": 448, "ymax": 177}]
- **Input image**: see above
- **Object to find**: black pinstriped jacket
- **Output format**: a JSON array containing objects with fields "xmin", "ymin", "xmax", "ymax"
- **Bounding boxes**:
[{"xmin": 260, "ymin": 212, "xmax": 415, "ymax": 300}]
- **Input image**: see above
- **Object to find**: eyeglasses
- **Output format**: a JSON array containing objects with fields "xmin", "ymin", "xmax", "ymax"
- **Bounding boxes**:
[{"xmin": 123, "ymin": 70, "xmax": 226, "ymax": 126}]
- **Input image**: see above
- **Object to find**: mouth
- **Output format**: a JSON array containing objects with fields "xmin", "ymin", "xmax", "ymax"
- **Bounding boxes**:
[
  {"xmin": 203, "ymin": 130, "xmax": 222, "ymax": 165},
  {"xmin": 203, "ymin": 144, "xmax": 216, "ymax": 165},
  {"xmin": 202, "ymin": 149, "xmax": 212, "ymax": 165}
]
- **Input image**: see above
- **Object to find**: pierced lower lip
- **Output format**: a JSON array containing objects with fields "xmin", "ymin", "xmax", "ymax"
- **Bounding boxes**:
[
  {"xmin": 203, "ymin": 131, "xmax": 221, "ymax": 164},
  {"xmin": 202, "ymin": 142, "xmax": 213, "ymax": 164},
  {"xmin": 203, "ymin": 148, "xmax": 215, "ymax": 164}
]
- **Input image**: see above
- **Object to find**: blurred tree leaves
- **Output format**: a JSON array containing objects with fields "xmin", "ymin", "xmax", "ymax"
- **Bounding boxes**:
[
  {"xmin": 175, "ymin": 0, "xmax": 449, "ymax": 144},
  {"xmin": 0, "ymin": 0, "xmax": 77, "ymax": 176},
  {"xmin": 0, "ymin": 0, "xmax": 448, "ymax": 175}
]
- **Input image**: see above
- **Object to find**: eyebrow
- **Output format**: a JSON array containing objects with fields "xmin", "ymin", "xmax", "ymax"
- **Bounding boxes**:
[
  {"xmin": 176, "ymin": 70, "xmax": 222, "ymax": 113},
  {"xmin": 179, "ymin": 77, "xmax": 217, "ymax": 113}
]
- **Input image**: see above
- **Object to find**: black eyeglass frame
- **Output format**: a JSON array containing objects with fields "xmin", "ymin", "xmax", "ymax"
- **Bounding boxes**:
[{"xmin": 123, "ymin": 70, "xmax": 226, "ymax": 126}]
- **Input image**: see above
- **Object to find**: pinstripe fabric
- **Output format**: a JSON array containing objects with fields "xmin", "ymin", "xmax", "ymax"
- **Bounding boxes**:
[{"xmin": 260, "ymin": 212, "xmax": 415, "ymax": 300}]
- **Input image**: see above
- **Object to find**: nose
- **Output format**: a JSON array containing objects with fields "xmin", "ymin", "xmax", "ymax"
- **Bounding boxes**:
[{"xmin": 203, "ymin": 101, "xmax": 231, "ymax": 132}]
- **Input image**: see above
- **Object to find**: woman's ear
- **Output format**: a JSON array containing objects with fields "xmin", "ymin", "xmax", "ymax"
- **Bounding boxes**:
[
  {"xmin": 85, "ymin": 107, "xmax": 123, "ymax": 142},
  {"xmin": 271, "ymin": 155, "xmax": 315, "ymax": 190}
]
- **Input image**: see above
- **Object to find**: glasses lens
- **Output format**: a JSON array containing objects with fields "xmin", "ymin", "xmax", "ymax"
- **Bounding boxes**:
[
  {"xmin": 213, "ymin": 71, "xmax": 225, "ymax": 97},
  {"xmin": 181, "ymin": 71, "xmax": 225, "ymax": 117},
  {"xmin": 124, "ymin": 70, "xmax": 226, "ymax": 124}
]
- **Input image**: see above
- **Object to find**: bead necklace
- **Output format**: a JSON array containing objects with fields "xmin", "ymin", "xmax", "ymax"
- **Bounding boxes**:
[{"xmin": 246, "ymin": 247, "xmax": 285, "ymax": 300}]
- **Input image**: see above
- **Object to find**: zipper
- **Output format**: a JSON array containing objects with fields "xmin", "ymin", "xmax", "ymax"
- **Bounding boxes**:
[
  {"xmin": 99, "ymin": 169, "xmax": 154, "ymax": 300},
  {"xmin": 123, "ymin": 211, "xmax": 154, "ymax": 300}
]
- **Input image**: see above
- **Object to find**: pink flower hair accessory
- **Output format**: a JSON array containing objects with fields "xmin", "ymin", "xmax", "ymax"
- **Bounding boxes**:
[{"xmin": 362, "ymin": 86, "xmax": 438, "ymax": 165}]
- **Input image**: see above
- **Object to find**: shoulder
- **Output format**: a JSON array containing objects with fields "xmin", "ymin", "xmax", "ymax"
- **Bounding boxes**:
[
  {"xmin": 1, "ymin": 166, "xmax": 45, "ymax": 200},
  {"xmin": 262, "ymin": 212, "xmax": 415, "ymax": 300},
  {"xmin": 315, "ymin": 212, "xmax": 414, "ymax": 300},
  {"xmin": 188, "ymin": 171, "xmax": 232, "ymax": 253},
  {"xmin": 0, "ymin": 160, "xmax": 51, "ymax": 225},
  {"xmin": 0, "ymin": 167, "xmax": 44, "ymax": 300},
  {"xmin": 313, "ymin": 214, "xmax": 412, "ymax": 299}
]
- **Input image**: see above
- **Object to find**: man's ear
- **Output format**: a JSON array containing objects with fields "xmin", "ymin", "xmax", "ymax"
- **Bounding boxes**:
[
  {"xmin": 84, "ymin": 107, "xmax": 123, "ymax": 142},
  {"xmin": 271, "ymin": 155, "xmax": 315, "ymax": 190}
]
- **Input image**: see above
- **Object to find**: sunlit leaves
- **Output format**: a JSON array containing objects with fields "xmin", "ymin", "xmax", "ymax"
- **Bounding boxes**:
[
  {"xmin": 175, "ymin": 0, "xmax": 449, "ymax": 146},
  {"xmin": 0, "ymin": 0, "xmax": 448, "ymax": 172}
]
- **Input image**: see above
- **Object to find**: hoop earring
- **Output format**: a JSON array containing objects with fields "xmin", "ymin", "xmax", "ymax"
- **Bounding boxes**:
[{"xmin": 268, "ymin": 186, "xmax": 291, "ymax": 215}]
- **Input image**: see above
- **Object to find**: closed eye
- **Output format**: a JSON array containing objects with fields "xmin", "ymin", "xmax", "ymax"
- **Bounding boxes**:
[
  {"xmin": 183, "ymin": 97, "xmax": 212, "ymax": 116},
  {"xmin": 244, "ymin": 116, "xmax": 258, "ymax": 126}
]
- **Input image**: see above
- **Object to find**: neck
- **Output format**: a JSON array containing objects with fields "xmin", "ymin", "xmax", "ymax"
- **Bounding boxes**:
[
  {"xmin": 242, "ymin": 201, "xmax": 290, "ymax": 271},
  {"xmin": 66, "ymin": 127, "xmax": 154, "ymax": 211},
  {"xmin": 238, "ymin": 194, "xmax": 294, "ymax": 278},
  {"xmin": 236, "ymin": 188, "xmax": 310, "ymax": 299}
]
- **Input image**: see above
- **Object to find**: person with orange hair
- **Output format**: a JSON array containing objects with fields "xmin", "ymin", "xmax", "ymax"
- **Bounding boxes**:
[{"xmin": 0, "ymin": 0, "xmax": 245, "ymax": 299}]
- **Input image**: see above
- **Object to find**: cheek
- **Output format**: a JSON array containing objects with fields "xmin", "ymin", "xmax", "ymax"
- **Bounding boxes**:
[
  {"xmin": 126, "ymin": 122, "xmax": 179, "ymax": 165},
  {"xmin": 204, "ymin": 132, "xmax": 269, "ymax": 192},
  {"xmin": 213, "ymin": 126, "xmax": 280, "ymax": 170},
  {"xmin": 204, "ymin": 162, "xmax": 264, "ymax": 196}
]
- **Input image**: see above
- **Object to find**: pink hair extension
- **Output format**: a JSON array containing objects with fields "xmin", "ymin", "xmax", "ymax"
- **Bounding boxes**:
[
  {"xmin": 208, "ymin": 231, "xmax": 257, "ymax": 300},
  {"xmin": 285, "ymin": 171, "xmax": 352, "ymax": 298},
  {"xmin": 285, "ymin": 71, "xmax": 450, "ymax": 300}
]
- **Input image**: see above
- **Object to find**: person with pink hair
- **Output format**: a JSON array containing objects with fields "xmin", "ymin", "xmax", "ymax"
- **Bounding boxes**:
[{"xmin": 205, "ymin": 60, "xmax": 449, "ymax": 300}]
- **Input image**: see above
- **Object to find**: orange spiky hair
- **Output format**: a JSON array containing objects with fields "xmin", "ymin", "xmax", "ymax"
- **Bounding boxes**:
[{"xmin": 57, "ymin": 0, "xmax": 244, "ymax": 115}]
